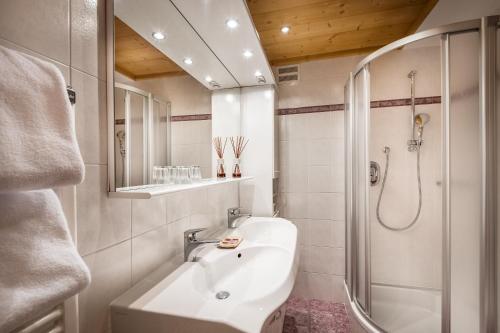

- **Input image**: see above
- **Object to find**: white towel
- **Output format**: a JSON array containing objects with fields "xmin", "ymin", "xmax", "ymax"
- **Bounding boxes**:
[
  {"xmin": 0, "ymin": 45, "xmax": 84, "ymax": 192},
  {"xmin": 0, "ymin": 190, "xmax": 91, "ymax": 333}
]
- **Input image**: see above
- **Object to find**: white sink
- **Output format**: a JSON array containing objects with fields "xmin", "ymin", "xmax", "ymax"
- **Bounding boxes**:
[{"xmin": 111, "ymin": 217, "xmax": 299, "ymax": 333}]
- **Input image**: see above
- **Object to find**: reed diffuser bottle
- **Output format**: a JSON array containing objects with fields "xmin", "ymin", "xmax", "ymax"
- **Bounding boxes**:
[
  {"xmin": 213, "ymin": 137, "xmax": 227, "ymax": 178},
  {"xmin": 230, "ymin": 136, "xmax": 248, "ymax": 178}
]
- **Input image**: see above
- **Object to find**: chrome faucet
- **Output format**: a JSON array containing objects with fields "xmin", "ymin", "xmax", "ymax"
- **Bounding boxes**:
[
  {"xmin": 227, "ymin": 207, "xmax": 252, "ymax": 229},
  {"xmin": 183, "ymin": 228, "xmax": 220, "ymax": 262}
]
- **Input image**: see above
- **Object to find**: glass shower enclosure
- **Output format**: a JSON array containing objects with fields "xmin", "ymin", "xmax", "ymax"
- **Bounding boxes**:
[{"xmin": 344, "ymin": 16, "xmax": 499, "ymax": 333}]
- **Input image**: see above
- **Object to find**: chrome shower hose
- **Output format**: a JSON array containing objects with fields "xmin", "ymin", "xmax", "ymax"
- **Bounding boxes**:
[{"xmin": 376, "ymin": 147, "xmax": 422, "ymax": 231}]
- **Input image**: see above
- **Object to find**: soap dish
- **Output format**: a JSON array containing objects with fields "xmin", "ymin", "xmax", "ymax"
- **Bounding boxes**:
[{"xmin": 218, "ymin": 236, "xmax": 243, "ymax": 249}]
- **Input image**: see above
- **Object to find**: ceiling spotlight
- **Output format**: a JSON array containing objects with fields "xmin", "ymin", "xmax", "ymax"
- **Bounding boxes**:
[
  {"xmin": 281, "ymin": 26, "xmax": 290, "ymax": 34},
  {"xmin": 152, "ymin": 32, "xmax": 165, "ymax": 40},
  {"xmin": 243, "ymin": 50, "xmax": 253, "ymax": 58},
  {"xmin": 205, "ymin": 76, "xmax": 212, "ymax": 82},
  {"xmin": 183, "ymin": 57, "xmax": 193, "ymax": 65},
  {"xmin": 226, "ymin": 19, "xmax": 239, "ymax": 29},
  {"xmin": 254, "ymin": 70, "xmax": 262, "ymax": 77}
]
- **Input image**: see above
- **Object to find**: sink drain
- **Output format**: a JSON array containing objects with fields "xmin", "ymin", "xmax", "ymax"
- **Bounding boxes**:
[{"xmin": 215, "ymin": 291, "xmax": 230, "ymax": 300}]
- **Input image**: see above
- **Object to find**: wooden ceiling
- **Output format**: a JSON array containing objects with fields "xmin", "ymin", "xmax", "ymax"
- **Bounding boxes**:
[
  {"xmin": 114, "ymin": 17, "xmax": 185, "ymax": 80},
  {"xmin": 247, "ymin": 0, "xmax": 438, "ymax": 66}
]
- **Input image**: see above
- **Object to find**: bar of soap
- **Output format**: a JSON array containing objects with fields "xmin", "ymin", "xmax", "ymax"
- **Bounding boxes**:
[{"xmin": 218, "ymin": 236, "xmax": 243, "ymax": 249}]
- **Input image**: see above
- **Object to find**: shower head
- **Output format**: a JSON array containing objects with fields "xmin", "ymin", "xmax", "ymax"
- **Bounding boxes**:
[
  {"xmin": 414, "ymin": 113, "xmax": 430, "ymax": 127},
  {"xmin": 116, "ymin": 130, "xmax": 125, "ymax": 140}
]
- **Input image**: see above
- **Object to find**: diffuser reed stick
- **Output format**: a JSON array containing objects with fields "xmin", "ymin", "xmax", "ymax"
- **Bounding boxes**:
[
  {"xmin": 213, "ymin": 137, "xmax": 227, "ymax": 178},
  {"xmin": 230, "ymin": 136, "xmax": 249, "ymax": 177}
]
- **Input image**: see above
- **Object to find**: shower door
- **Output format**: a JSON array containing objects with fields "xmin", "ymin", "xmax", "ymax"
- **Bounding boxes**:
[
  {"xmin": 114, "ymin": 83, "xmax": 171, "ymax": 188},
  {"xmin": 344, "ymin": 16, "xmax": 499, "ymax": 333}
]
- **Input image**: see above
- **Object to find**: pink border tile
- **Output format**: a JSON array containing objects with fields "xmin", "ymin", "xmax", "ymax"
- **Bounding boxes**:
[
  {"xmin": 171, "ymin": 114, "xmax": 212, "ymax": 122},
  {"xmin": 278, "ymin": 96, "xmax": 441, "ymax": 116}
]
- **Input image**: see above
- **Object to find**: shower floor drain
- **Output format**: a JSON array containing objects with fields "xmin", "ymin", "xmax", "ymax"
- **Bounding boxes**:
[{"xmin": 215, "ymin": 291, "xmax": 230, "ymax": 300}]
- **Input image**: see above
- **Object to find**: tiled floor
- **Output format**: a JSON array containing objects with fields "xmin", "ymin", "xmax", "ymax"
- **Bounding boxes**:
[{"xmin": 283, "ymin": 297, "xmax": 350, "ymax": 333}]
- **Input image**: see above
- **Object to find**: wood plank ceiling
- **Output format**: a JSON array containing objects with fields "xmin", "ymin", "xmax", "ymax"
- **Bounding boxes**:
[
  {"xmin": 247, "ymin": 0, "xmax": 438, "ymax": 66},
  {"xmin": 114, "ymin": 17, "xmax": 185, "ymax": 80}
]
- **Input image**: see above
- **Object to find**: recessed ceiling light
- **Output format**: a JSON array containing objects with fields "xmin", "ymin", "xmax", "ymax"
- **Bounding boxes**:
[
  {"xmin": 226, "ymin": 19, "xmax": 239, "ymax": 29},
  {"xmin": 254, "ymin": 70, "xmax": 262, "ymax": 77},
  {"xmin": 152, "ymin": 32, "xmax": 165, "ymax": 40},
  {"xmin": 281, "ymin": 26, "xmax": 290, "ymax": 34},
  {"xmin": 183, "ymin": 57, "xmax": 193, "ymax": 65},
  {"xmin": 205, "ymin": 76, "xmax": 212, "ymax": 82},
  {"xmin": 243, "ymin": 50, "xmax": 253, "ymax": 58}
]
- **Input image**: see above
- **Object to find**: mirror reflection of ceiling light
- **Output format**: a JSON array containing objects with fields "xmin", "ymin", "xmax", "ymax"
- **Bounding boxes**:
[
  {"xmin": 243, "ymin": 50, "xmax": 253, "ymax": 58},
  {"xmin": 225, "ymin": 94, "xmax": 235, "ymax": 103},
  {"xmin": 281, "ymin": 26, "xmax": 290, "ymax": 34},
  {"xmin": 226, "ymin": 19, "xmax": 239, "ymax": 29},
  {"xmin": 152, "ymin": 32, "xmax": 165, "ymax": 40},
  {"xmin": 205, "ymin": 76, "xmax": 212, "ymax": 82},
  {"xmin": 183, "ymin": 58, "xmax": 193, "ymax": 65}
]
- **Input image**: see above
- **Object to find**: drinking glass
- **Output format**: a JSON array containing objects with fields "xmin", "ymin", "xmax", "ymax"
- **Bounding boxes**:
[
  {"xmin": 191, "ymin": 166, "xmax": 202, "ymax": 182},
  {"xmin": 152, "ymin": 166, "xmax": 161, "ymax": 184}
]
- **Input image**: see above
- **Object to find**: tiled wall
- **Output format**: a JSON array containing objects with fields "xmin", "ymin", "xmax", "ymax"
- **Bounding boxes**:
[
  {"xmin": 276, "ymin": 56, "xmax": 363, "ymax": 302},
  {"xmin": 278, "ymin": 111, "xmax": 346, "ymax": 302},
  {"xmin": 78, "ymin": 183, "xmax": 238, "ymax": 333},
  {"xmin": 0, "ymin": 2, "xmax": 236, "ymax": 333}
]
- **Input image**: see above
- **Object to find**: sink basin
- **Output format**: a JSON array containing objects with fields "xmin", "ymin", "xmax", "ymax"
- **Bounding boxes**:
[{"xmin": 111, "ymin": 217, "xmax": 298, "ymax": 333}]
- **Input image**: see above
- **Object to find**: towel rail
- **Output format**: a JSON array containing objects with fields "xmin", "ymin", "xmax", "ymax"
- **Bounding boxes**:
[
  {"xmin": 66, "ymin": 86, "xmax": 76, "ymax": 105},
  {"xmin": 14, "ymin": 306, "xmax": 64, "ymax": 333}
]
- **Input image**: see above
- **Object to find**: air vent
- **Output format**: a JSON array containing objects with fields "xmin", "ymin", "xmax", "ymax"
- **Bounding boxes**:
[{"xmin": 277, "ymin": 64, "xmax": 299, "ymax": 85}]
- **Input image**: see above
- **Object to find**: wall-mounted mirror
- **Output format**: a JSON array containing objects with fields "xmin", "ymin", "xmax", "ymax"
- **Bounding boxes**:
[
  {"xmin": 109, "ymin": 0, "xmax": 235, "ymax": 191},
  {"xmin": 108, "ymin": 0, "xmax": 275, "ymax": 193}
]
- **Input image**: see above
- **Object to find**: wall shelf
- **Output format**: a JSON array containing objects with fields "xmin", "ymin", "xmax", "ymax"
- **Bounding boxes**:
[{"xmin": 109, "ymin": 177, "xmax": 253, "ymax": 199}]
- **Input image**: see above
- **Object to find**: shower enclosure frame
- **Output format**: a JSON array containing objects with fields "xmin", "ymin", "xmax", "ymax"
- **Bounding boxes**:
[
  {"xmin": 114, "ymin": 82, "xmax": 172, "ymax": 188},
  {"xmin": 344, "ymin": 16, "xmax": 499, "ymax": 333}
]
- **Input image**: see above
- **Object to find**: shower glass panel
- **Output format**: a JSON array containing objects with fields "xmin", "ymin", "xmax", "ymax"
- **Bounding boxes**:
[
  {"xmin": 128, "ymin": 90, "xmax": 147, "ymax": 186},
  {"xmin": 114, "ymin": 84, "xmax": 170, "ymax": 188},
  {"xmin": 344, "ymin": 16, "xmax": 499, "ymax": 333},
  {"xmin": 448, "ymin": 31, "xmax": 481, "ymax": 333},
  {"xmin": 150, "ymin": 98, "xmax": 171, "ymax": 176},
  {"xmin": 353, "ymin": 67, "xmax": 370, "ymax": 313},
  {"xmin": 344, "ymin": 76, "xmax": 353, "ymax": 299},
  {"xmin": 497, "ymin": 26, "xmax": 500, "ymax": 333},
  {"xmin": 368, "ymin": 35, "xmax": 442, "ymax": 333}
]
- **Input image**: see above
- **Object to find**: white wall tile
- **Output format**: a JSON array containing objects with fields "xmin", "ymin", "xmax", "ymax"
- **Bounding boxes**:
[
  {"xmin": 79, "ymin": 241, "xmax": 131, "ymax": 333},
  {"xmin": 72, "ymin": 69, "xmax": 107, "ymax": 165},
  {"xmin": 304, "ymin": 246, "xmax": 344, "ymax": 275},
  {"xmin": 307, "ymin": 112, "xmax": 334, "ymax": 139},
  {"xmin": 0, "ymin": 0, "xmax": 70, "ymax": 64},
  {"xmin": 71, "ymin": 0, "xmax": 106, "ymax": 79},
  {"xmin": 167, "ymin": 217, "xmax": 189, "ymax": 257},
  {"xmin": 307, "ymin": 139, "xmax": 333, "ymax": 166},
  {"xmin": 308, "ymin": 220, "xmax": 334, "ymax": 247},
  {"xmin": 131, "ymin": 197, "xmax": 167, "ymax": 237},
  {"xmin": 131, "ymin": 225, "xmax": 173, "ymax": 284},
  {"xmin": 307, "ymin": 166, "xmax": 334, "ymax": 193},
  {"xmin": 166, "ymin": 191, "xmax": 189, "ymax": 223},
  {"xmin": 76, "ymin": 165, "xmax": 131, "ymax": 256},
  {"xmin": 282, "ymin": 193, "xmax": 308, "ymax": 219},
  {"xmin": 291, "ymin": 219, "xmax": 309, "ymax": 246},
  {"xmin": 288, "ymin": 114, "xmax": 309, "ymax": 140}
]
